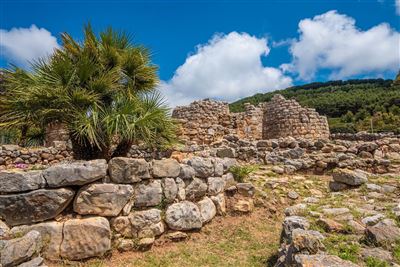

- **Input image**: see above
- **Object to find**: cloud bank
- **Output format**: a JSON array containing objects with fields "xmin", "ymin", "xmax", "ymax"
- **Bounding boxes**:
[
  {"xmin": 282, "ymin": 10, "xmax": 400, "ymax": 80},
  {"xmin": 0, "ymin": 25, "xmax": 59, "ymax": 66},
  {"xmin": 160, "ymin": 32, "xmax": 293, "ymax": 107},
  {"xmin": 396, "ymin": 0, "xmax": 400, "ymax": 15}
]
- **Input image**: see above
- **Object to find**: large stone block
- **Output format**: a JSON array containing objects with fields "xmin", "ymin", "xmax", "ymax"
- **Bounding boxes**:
[
  {"xmin": 43, "ymin": 159, "xmax": 107, "ymax": 187},
  {"xmin": 332, "ymin": 168, "xmax": 368, "ymax": 186},
  {"xmin": 129, "ymin": 209, "xmax": 164, "ymax": 237},
  {"xmin": 0, "ymin": 230, "xmax": 42, "ymax": 267},
  {"xmin": 108, "ymin": 157, "xmax": 151, "ymax": 183},
  {"xmin": 10, "ymin": 221, "xmax": 63, "ymax": 260},
  {"xmin": 188, "ymin": 157, "xmax": 214, "ymax": 178},
  {"xmin": 134, "ymin": 180, "xmax": 162, "ymax": 207},
  {"xmin": 60, "ymin": 217, "xmax": 111, "ymax": 260},
  {"xmin": 152, "ymin": 158, "xmax": 180, "ymax": 178},
  {"xmin": 0, "ymin": 188, "xmax": 74, "ymax": 226},
  {"xmin": 0, "ymin": 171, "xmax": 45, "ymax": 193},
  {"xmin": 74, "ymin": 183, "xmax": 134, "ymax": 216}
]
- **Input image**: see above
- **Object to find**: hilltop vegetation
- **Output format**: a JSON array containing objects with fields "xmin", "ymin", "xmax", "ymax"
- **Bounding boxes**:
[{"xmin": 230, "ymin": 78, "xmax": 400, "ymax": 134}]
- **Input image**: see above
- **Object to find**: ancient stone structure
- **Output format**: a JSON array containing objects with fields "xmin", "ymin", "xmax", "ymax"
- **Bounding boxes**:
[
  {"xmin": 172, "ymin": 94, "xmax": 329, "ymax": 145},
  {"xmin": 0, "ymin": 157, "xmax": 254, "ymax": 264},
  {"xmin": 262, "ymin": 94, "xmax": 330, "ymax": 140}
]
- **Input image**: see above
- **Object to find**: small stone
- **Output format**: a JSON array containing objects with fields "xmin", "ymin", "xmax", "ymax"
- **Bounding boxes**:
[
  {"xmin": 284, "ymin": 204, "xmax": 307, "ymax": 216},
  {"xmin": 117, "ymin": 239, "xmax": 135, "ymax": 252},
  {"xmin": 329, "ymin": 181, "xmax": 349, "ymax": 192},
  {"xmin": 166, "ymin": 231, "xmax": 188, "ymax": 242},
  {"xmin": 287, "ymin": 191, "xmax": 299, "ymax": 200},
  {"xmin": 361, "ymin": 247, "xmax": 393, "ymax": 262},
  {"xmin": 230, "ymin": 197, "xmax": 254, "ymax": 213},
  {"xmin": 17, "ymin": 256, "xmax": 44, "ymax": 267},
  {"xmin": 295, "ymin": 254, "xmax": 359, "ymax": 267},
  {"xmin": 137, "ymin": 237, "xmax": 155, "ymax": 251},
  {"xmin": 216, "ymin": 147, "xmax": 236, "ymax": 158},
  {"xmin": 362, "ymin": 214, "xmax": 385, "ymax": 226},
  {"xmin": 282, "ymin": 216, "xmax": 310, "ymax": 241},
  {"xmin": 316, "ymin": 218, "xmax": 344, "ymax": 233},
  {"xmin": 291, "ymin": 229, "xmax": 325, "ymax": 254},
  {"xmin": 210, "ymin": 193, "xmax": 226, "ymax": 215}
]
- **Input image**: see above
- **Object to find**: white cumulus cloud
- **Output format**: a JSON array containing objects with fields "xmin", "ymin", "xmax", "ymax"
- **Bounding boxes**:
[
  {"xmin": 0, "ymin": 25, "xmax": 59, "ymax": 66},
  {"xmin": 282, "ymin": 10, "xmax": 400, "ymax": 80},
  {"xmin": 160, "ymin": 32, "xmax": 292, "ymax": 107}
]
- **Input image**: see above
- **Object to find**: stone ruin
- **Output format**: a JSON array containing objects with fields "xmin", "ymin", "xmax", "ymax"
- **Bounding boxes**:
[
  {"xmin": 172, "ymin": 94, "xmax": 330, "ymax": 145},
  {"xmin": 263, "ymin": 94, "xmax": 330, "ymax": 140}
]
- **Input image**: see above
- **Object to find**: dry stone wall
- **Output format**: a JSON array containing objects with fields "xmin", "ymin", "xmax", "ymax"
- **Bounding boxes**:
[
  {"xmin": 262, "ymin": 94, "xmax": 330, "ymax": 140},
  {"xmin": 0, "ymin": 157, "xmax": 254, "ymax": 265}
]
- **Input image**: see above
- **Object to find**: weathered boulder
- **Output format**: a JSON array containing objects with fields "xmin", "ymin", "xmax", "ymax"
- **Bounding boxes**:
[
  {"xmin": 0, "ymin": 220, "xmax": 10, "ymax": 239},
  {"xmin": 152, "ymin": 158, "xmax": 180, "ymax": 178},
  {"xmin": 43, "ymin": 159, "xmax": 107, "ymax": 187},
  {"xmin": 186, "ymin": 178, "xmax": 208, "ymax": 201},
  {"xmin": 60, "ymin": 217, "xmax": 111, "ymax": 260},
  {"xmin": 10, "ymin": 221, "xmax": 63, "ymax": 260},
  {"xmin": 18, "ymin": 256, "xmax": 44, "ymax": 267},
  {"xmin": 0, "ymin": 188, "xmax": 74, "ymax": 226},
  {"xmin": 365, "ymin": 223, "xmax": 400, "ymax": 247},
  {"xmin": 282, "ymin": 216, "xmax": 310, "ymax": 241},
  {"xmin": 165, "ymin": 201, "xmax": 202, "ymax": 230},
  {"xmin": 291, "ymin": 229, "xmax": 325, "ymax": 254},
  {"xmin": 108, "ymin": 157, "xmax": 151, "ymax": 183},
  {"xmin": 332, "ymin": 168, "xmax": 368, "ymax": 186},
  {"xmin": 129, "ymin": 209, "xmax": 164, "ymax": 238},
  {"xmin": 134, "ymin": 180, "xmax": 162, "ymax": 207},
  {"xmin": 0, "ymin": 230, "xmax": 42, "ymax": 267},
  {"xmin": 207, "ymin": 177, "xmax": 225, "ymax": 196},
  {"xmin": 0, "ymin": 171, "xmax": 45, "ymax": 193},
  {"xmin": 74, "ymin": 183, "xmax": 134, "ymax": 216},
  {"xmin": 197, "ymin": 197, "xmax": 217, "ymax": 224},
  {"xmin": 237, "ymin": 183, "xmax": 255, "ymax": 197},
  {"xmin": 162, "ymin": 178, "xmax": 178, "ymax": 203},
  {"xmin": 188, "ymin": 157, "xmax": 214, "ymax": 178},
  {"xmin": 294, "ymin": 254, "xmax": 359, "ymax": 267},
  {"xmin": 216, "ymin": 147, "xmax": 236, "ymax": 158}
]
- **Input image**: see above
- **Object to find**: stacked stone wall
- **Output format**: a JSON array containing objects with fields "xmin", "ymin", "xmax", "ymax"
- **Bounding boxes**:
[
  {"xmin": 262, "ymin": 94, "xmax": 330, "ymax": 140},
  {"xmin": 0, "ymin": 157, "xmax": 254, "ymax": 265}
]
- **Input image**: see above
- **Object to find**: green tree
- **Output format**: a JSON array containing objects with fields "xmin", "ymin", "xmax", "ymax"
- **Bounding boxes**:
[{"xmin": 0, "ymin": 25, "xmax": 176, "ymax": 160}]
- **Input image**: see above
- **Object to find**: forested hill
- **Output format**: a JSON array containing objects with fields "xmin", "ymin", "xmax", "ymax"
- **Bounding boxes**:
[{"xmin": 229, "ymin": 78, "xmax": 400, "ymax": 133}]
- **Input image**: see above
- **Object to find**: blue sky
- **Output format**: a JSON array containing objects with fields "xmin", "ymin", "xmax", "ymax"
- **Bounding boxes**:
[{"xmin": 1, "ymin": 0, "xmax": 399, "ymax": 106}]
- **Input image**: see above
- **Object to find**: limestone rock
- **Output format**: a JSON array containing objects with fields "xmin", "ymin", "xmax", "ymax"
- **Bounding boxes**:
[
  {"xmin": 0, "ymin": 171, "xmax": 45, "ymax": 193},
  {"xmin": 10, "ymin": 221, "xmax": 63, "ymax": 260},
  {"xmin": 295, "ymin": 254, "xmax": 359, "ymax": 267},
  {"xmin": 165, "ymin": 201, "xmax": 202, "ymax": 230},
  {"xmin": 284, "ymin": 204, "xmax": 307, "ymax": 217},
  {"xmin": 60, "ymin": 217, "xmax": 111, "ymax": 260},
  {"xmin": 176, "ymin": 178, "xmax": 186, "ymax": 201},
  {"xmin": 74, "ymin": 183, "xmax": 134, "ymax": 216},
  {"xmin": 185, "ymin": 178, "xmax": 208, "ymax": 201},
  {"xmin": 179, "ymin": 164, "xmax": 195, "ymax": 179},
  {"xmin": 210, "ymin": 193, "xmax": 225, "ymax": 215},
  {"xmin": 165, "ymin": 231, "xmax": 188, "ymax": 242},
  {"xmin": 129, "ymin": 209, "xmax": 164, "ymax": 237},
  {"xmin": 188, "ymin": 157, "xmax": 214, "ymax": 178},
  {"xmin": 110, "ymin": 216, "xmax": 133, "ymax": 238},
  {"xmin": 17, "ymin": 256, "xmax": 44, "ymax": 267},
  {"xmin": 152, "ymin": 158, "xmax": 180, "ymax": 178},
  {"xmin": 332, "ymin": 168, "xmax": 368, "ymax": 186},
  {"xmin": 197, "ymin": 197, "xmax": 216, "ymax": 224},
  {"xmin": 361, "ymin": 247, "xmax": 393, "ymax": 262},
  {"xmin": 108, "ymin": 157, "xmax": 151, "ymax": 183},
  {"xmin": 316, "ymin": 218, "xmax": 344, "ymax": 233},
  {"xmin": 43, "ymin": 159, "xmax": 107, "ymax": 187},
  {"xmin": 162, "ymin": 178, "xmax": 178, "ymax": 203},
  {"xmin": 0, "ymin": 230, "xmax": 42, "ymax": 267},
  {"xmin": 291, "ymin": 229, "xmax": 325, "ymax": 254},
  {"xmin": 230, "ymin": 197, "xmax": 254, "ymax": 213},
  {"xmin": 282, "ymin": 216, "xmax": 310, "ymax": 241},
  {"xmin": 0, "ymin": 188, "xmax": 74, "ymax": 226},
  {"xmin": 0, "ymin": 220, "xmax": 10, "ymax": 239},
  {"xmin": 216, "ymin": 147, "xmax": 236, "ymax": 158},
  {"xmin": 134, "ymin": 180, "xmax": 162, "ymax": 207},
  {"xmin": 236, "ymin": 183, "xmax": 255, "ymax": 197},
  {"xmin": 361, "ymin": 214, "xmax": 385, "ymax": 226},
  {"xmin": 207, "ymin": 177, "xmax": 225, "ymax": 196}
]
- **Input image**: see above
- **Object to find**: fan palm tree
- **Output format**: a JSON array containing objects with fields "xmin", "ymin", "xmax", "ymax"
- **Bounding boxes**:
[{"xmin": 0, "ymin": 25, "xmax": 176, "ymax": 160}]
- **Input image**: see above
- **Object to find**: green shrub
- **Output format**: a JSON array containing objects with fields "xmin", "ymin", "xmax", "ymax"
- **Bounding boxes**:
[
  {"xmin": 228, "ymin": 165, "xmax": 259, "ymax": 183},
  {"xmin": 365, "ymin": 256, "xmax": 389, "ymax": 267}
]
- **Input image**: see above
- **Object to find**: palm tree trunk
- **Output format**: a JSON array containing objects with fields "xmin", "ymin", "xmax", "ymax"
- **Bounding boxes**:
[
  {"xmin": 19, "ymin": 125, "xmax": 28, "ymax": 147},
  {"xmin": 70, "ymin": 134, "xmax": 103, "ymax": 160},
  {"xmin": 111, "ymin": 139, "xmax": 133, "ymax": 159}
]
